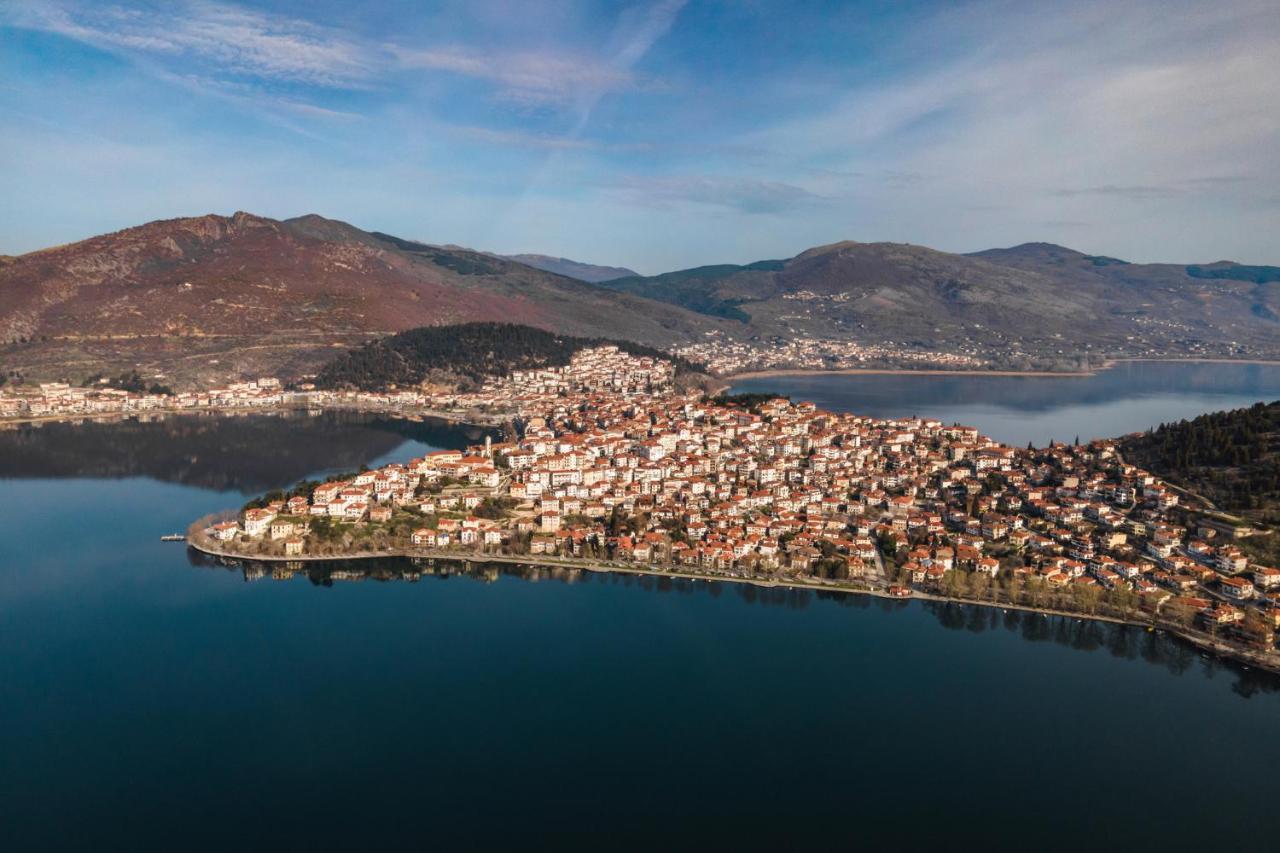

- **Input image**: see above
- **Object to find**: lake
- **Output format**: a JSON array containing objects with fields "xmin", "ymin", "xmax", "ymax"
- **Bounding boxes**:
[
  {"xmin": 1, "ymin": 393, "xmax": 1278, "ymax": 850},
  {"xmin": 728, "ymin": 360, "xmax": 1280, "ymax": 446}
]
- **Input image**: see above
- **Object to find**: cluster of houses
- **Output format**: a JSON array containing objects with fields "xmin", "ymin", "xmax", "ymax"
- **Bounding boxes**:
[
  {"xmin": 1, "ymin": 377, "xmax": 289, "ymax": 420},
  {"xmin": 207, "ymin": 348, "xmax": 1278, "ymax": 651},
  {"xmin": 491, "ymin": 346, "xmax": 672, "ymax": 395},
  {"xmin": 0, "ymin": 376, "xmax": 471, "ymax": 422},
  {"xmin": 672, "ymin": 334, "xmax": 985, "ymax": 375},
  {"xmin": 2, "ymin": 347, "xmax": 673, "ymax": 425},
  {"xmin": 422, "ymin": 346, "xmax": 675, "ymax": 414},
  {"xmin": 209, "ymin": 445, "xmax": 510, "ymax": 556}
]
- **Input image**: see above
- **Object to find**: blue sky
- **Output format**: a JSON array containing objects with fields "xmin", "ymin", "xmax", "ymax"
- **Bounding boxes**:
[{"xmin": 2, "ymin": 0, "xmax": 1277, "ymax": 273}]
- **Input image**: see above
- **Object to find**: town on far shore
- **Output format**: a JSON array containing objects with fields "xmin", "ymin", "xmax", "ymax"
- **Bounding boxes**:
[
  {"xmin": 179, "ymin": 346, "xmax": 1280, "ymax": 663},
  {"xmin": 0, "ymin": 332, "xmax": 1057, "ymax": 425}
]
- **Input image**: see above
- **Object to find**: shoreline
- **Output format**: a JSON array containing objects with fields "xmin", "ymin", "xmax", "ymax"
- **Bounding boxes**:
[
  {"xmin": 0, "ymin": 403, "xmax": 501, "ymax": 431},
  {"xmin": 721, "ymin": 356, "xmax": 1280, "ymax": 385},
  {"xmin": 725, "ymin": 367, "xmax": 1095, "ymax": 381},
  {"xmin": 190, "ymin": 540, "xmax": 1280, "ymax": 677},
  {"xmin": 7, "ymin": 356, "xmax": 1279, "ymax": 428}
]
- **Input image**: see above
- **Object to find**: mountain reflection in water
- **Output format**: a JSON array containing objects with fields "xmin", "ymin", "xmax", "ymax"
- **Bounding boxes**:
[
  {"xmin": 0, "ymin": 410, "xmax": 498, "ymax": 493},
  {"xmin": 730, "ymin": 361, "xmax": 1280, "ymax": 446}
]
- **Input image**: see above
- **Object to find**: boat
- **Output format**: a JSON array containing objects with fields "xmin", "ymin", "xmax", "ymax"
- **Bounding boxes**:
[{"xmin": 159, "ymin": 534, "xmax": 186, "ymax": 542}]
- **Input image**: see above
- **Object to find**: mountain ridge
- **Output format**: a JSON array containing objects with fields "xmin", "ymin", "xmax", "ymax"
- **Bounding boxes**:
[
  {"xmin": 597, "ymin": 239, "xmax": 1280, "ymax": 366},
  {"xmin": 0, "ymin": 212, "xmax": 724, "ymax": 387},
  {"xmin": 498, "ymin": 253, "xmax": 639, "ymax": 283},
  {"xmin": 3, "ymin": 212, "xmax": 1278, "ymax": 386}
]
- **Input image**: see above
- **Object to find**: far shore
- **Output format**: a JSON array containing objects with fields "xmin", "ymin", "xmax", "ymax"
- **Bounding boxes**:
[
  {"xmin": 0, "ymin": 402, "xmax": 503, "ymax": 431},
  {"xmin": 189, "ymin": 540, "xmax": 1280, "ymax": 676},
  {"xmin": 7, "ymin": 355, "xmax": 1280, "ymax": 430},
  {"xmin": 721, "ymin": 356, "xmax": 1280, "ymax": 385},
  {"xmin": 725, "ymin": 367, "xmax": 1095, "ymax": 381}
]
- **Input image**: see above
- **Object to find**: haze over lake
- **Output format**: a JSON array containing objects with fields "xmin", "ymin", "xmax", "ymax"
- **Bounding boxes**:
[
  {"xmin": 729, "ymin": 361, "xmax": 1280, "ymax": 447},
  {"xmin": 2, "ymin": 373, "xmax": 1278, "ymax": 850}
]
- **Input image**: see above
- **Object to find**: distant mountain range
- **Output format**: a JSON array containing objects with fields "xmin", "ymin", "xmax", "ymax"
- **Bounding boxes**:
[
  {"xmin": 497, "ymin": 253, "xmax": 638, "ymax": 283},
  {"xmin": 599, "ymin": 240, "xmax": 1280, "ymax": 363},
  {"xmin": 2, "ymin": 212, "xmax": 1276, "ymax": 386}
]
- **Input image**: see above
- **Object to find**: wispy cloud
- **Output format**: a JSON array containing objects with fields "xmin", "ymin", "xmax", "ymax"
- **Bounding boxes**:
[
  {"xmin": 5, "ymin": 0, "xmax": 1277, "ymax": 269},
  {"xmin": 8, "ymin": 0, "xmax": 687, "ymax": 130},
  {"xmin": 394, "ymin": 45, "xmax": 634, "ymax": 106},
  {"xmin": 9, "ymin": 0, "xmax": 378, "ymax": 87},
  {"xmin": 1053, "ymin": 184, "xmax": 1182, "ymax": 200},
  {"xmin": 455, "ymin": 125, "xmax": 598, "ymax": 150},
  {"xmin": 613, "ymin": 175, "xmax": 822, "ymax": 214},
  {"xmin": 1054, "ymin": 176, "xmax": 1259, "ymax": 201}
]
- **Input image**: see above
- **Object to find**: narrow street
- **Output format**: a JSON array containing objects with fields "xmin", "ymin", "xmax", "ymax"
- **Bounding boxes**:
[{"xmin": 866, "ymin": 546, "xmax": 889, "ymax": 589}]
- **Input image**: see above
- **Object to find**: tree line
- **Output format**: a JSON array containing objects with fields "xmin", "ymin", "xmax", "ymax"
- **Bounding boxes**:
[
  {"xmin": 1120, "ymin": 400, "xmax": 1280, "ymax": 514},
  {"xmin": 313, "ymin": 322, "xmax": 704, "ymax": 391}
]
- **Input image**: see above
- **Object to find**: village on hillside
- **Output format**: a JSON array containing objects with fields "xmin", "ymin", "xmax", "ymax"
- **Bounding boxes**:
[
  {"xmin": 0, "ymin": 346, "xmax": 673, "ymax": 424},
  {"xmin": 187, "ymin": 347, "xmax": 1280, "ymax": 655},
  {"xmin": 672, "ymin": 334, "xmax": 987, "ymax": 375}
]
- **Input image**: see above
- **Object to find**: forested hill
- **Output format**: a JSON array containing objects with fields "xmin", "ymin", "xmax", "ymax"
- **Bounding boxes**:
[
  {"xmin": 1120, "ymin": 400, "xmax": 1280, "ymax": 522},
  {"xmin": 313, "ymin": 322, "xmax": 703, "ymax": 391}
]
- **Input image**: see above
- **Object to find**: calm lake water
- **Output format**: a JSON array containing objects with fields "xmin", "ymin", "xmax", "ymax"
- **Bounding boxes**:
[
  {"xmin": 729, "ymin": 360, "xmax": 1280, "ymax": 446},
  {"xmin": 1, "ymin": 390, "xmax": 1278, "ymax": 850}
]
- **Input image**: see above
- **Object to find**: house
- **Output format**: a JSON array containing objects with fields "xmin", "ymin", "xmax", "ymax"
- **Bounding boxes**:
[
  {"xmin": 1201, "ymin": 604, "xmax": 1244, "ymax": 628},
  {"xmin": 1219, "ymin": 576, "xmax": 1254, "ymax": 601},
  {"xmin": 211, "ymin": 521, "xmax": 238, "ymax": 541},
  {"xmin": 269, "ymin": 520, "xmax": 296, "ymax": 540},
  {"xmin": 241, "ymin": 508, "xmax": 276, "ymax": 537},
  {"xmin": 1252, "ymin": 566, "xmax": 1280, "ymax": 590},
  {"xmin": 975, "ymin": 557, "xmax": 1000, "ymax": 577},
  {"xmin": 283, "ymin": 537, "xmax": 305, "ymax": 556},
  {"xmin": 1216, "ymin": 547, "xmax": 1248, "ymax": 574}
]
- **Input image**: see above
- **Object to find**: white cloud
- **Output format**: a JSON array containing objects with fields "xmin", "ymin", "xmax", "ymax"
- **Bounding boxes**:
[
  {"xmin": 394, "ymin": 45, "xmax": 634, "ymax": 106},
  {"xmin": 8, "ymin": 0, "xmax": 378, "ymax": 87},
  {"xmin": 8, "ymin": 0, "xmax": 687, "ymax": 126},
  {"xmin": 738, "ymin": 0, "xmax": 1280, "ymax": 260}
]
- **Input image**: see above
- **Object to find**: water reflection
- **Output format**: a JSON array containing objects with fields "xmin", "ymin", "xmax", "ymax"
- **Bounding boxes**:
[
  {"xmin": 922, "ymin": 600, "xmax": 1278, "ymax": 698},
  {"xmin": 0, "ymin": 410, "xmax": 497, "ymax": 493},
  {"xmin": 187, "ymin": 550, "xmax": 1280, "ymax": 697},
  {"xmin": 736, "ymin": 361, "xmax": 1280, "ymax": 413},
  {"xmin": 730, "ymin": 361, "xmax": 1280, "ymax": 445}
]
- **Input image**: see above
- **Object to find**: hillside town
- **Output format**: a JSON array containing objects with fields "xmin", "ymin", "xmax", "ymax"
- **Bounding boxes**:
[
  {"xmin": 672, "ymin": 334, "xmax": 986, "ymax": 375},
  {"xmin": 194, "ymin": 347, "xmax": 1279, "ymax": 656},
  {"xmin": 0, "ymin": 346, "xmax": 672, "ymax": 425}
]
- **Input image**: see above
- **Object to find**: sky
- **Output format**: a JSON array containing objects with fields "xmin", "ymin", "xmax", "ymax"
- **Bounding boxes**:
[{"xmin": 1, "ymin": 0, "xmax": 1277, "ymax": 274}]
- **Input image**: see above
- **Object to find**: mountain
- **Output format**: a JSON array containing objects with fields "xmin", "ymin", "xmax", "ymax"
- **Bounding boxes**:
[
  {"xmin": 498, "ymin": 254, "xmax": 638, "ymax": 283},
  {"xmin": 600, "ymin": 260, "xmax": 786, "ymax": 322},
  {"xmin": 0, "ymin": 213, "xmax": 722, "ymax": 387},
  {"xmin": 598, "ymin": 240, "xmax": 1280, "ymax": 367},
  {"xmin": 6, "ymin": 215, "xmax": 1278, "ymax": 386}
]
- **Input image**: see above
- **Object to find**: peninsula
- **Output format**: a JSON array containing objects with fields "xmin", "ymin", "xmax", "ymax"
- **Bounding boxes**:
[{"xmin": 189, "ymin": 346, "xmax": 1280, "ymax": 672}]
